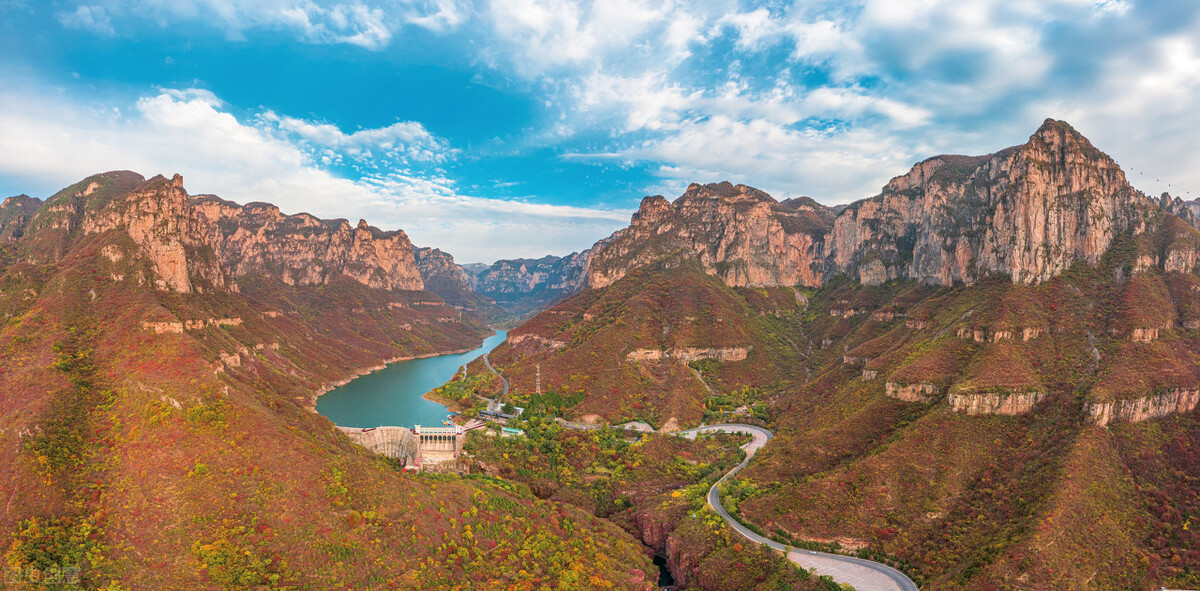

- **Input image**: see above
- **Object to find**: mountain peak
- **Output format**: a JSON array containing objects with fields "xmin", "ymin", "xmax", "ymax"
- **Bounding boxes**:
[
  {"xmin": 682, "ymin": 181, "xmax": 774, "ymax": 202},
  {"xmin": 1027, "ymin": 118, "xmax": 1110, "ymax": 162}
]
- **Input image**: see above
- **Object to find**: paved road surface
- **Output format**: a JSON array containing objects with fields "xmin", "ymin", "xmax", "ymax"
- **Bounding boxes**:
[
  {"xmin": 482, "ymin": 354, "xmax": 508, "ymax": 397},
  {"xmin": 676, "ymin": 424, "xmax": 919, "ymax": 591}
]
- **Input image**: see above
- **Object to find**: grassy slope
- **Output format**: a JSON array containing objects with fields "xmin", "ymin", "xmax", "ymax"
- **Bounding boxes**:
[
  {"xmin": 484, "ymin": 259, "xmax": 808, "ymax": 429},
  {"xmin": 462, "ymin": 416, "xmax": 826, "ymax": 591},
  {"xmin": 733, "ymin": 250, "xmax": 1200, "ymax": 589}
]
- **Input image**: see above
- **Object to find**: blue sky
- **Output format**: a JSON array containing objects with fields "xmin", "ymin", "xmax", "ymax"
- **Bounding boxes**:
[{"xmin": 1, "ymin": 0, "xmax": 1199, "ymax": 262}]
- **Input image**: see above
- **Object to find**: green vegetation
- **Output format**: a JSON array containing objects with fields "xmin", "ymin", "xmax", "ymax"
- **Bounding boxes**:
[{"xmin": 466, "ymin": 411, "xmax": 825, "ymax": 590}]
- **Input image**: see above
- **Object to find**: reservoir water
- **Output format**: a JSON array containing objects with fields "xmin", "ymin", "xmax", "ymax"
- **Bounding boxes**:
[{"xmin": 316, "ymin": 330, "xmax": 507, "ymax": 428}]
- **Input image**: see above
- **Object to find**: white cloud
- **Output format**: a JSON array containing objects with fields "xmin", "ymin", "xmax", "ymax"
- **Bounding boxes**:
[
  {"xmin": 33, "ymin": 0, "xmax": 1200, "ymax": 239},
  {"xmin": 57, "ymin": 5, "xmax": 116, "ymax": 36},
  {"xmin": 0, "ymin": 86, "xmax": 627, "ymax": 262},
  {"xmin": 53, "ymin": 0, "xmax": 474, "ymax": 48},
  {"xmin": 258, "ymin": 113, "xmax": 457, "ymax": 165},
  {"xmin": 482, "ymin": 0, "xmax": 704, "ymax": 76},
  {"xmin": 535, "ymin": 0, "xmax": 1200, "ymax": 203},
  {"xmin": 404, "ymin": 0, "xmax": 469, "ymax": 32}
]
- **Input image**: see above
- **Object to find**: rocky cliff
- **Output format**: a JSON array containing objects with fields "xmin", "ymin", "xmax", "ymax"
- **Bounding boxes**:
[
  {"xmin": 413, "ymin": 246, "xmax": 496, "ymax": 313},
  {"xmin": 464, "ymin": 251, "xmax": 593, "ymax": 319},
  {"xmin": 469, "ymin": 252, "xmax": 592, "ymax": 296},
  {"xmin": 587, "ymin": 181, "xmax": 832, "ymax": 289},
  {"xmin": 15, "ymin": 171, "xmax": 428, "ymax": 294},
  {"xmin": 578, "ymin": 120, "xmax": 1188, "ymax": 291},
  {"xmin": 192, "ymin": 194, "xmax": 424, "ymax": 291},
  {"xmin": 828, "ymin": 119, "xmax": 1156, "ymax": 285},
  {"xmin": 0, "ymin": 195, "xmax": 41, "ymax": 241}
]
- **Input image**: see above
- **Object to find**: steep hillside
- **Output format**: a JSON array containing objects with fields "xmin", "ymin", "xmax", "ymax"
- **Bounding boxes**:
[
  {"xmin": 485, "ymin": 259, "xmax": 809, "ymax": 429},
  {"xmin": 0, "ymin": 172, "xmax": 659, "ymax": 590},
  {"xmin": 733, "ymin": 248, "xmax": 1200, "ymax": 589}
]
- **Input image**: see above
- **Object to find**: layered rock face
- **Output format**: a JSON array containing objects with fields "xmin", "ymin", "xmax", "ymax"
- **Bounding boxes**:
[
  {"xmin": 82, "ymin": 174, "xmax": 226, "ymax": 293},
  {"xmin": 587, "ymin": 182, "xmax": 832, "ymax": 289},
  {"xmin": 1084, "ymin": 388, "xmax": 1200, "ymax": 426},
  {"xmin": 192, "ymin": 195, "xmax": 423, "ymax": 291},
  {"xmin": 413, "ymin": 247, "xmax": 486, "ymax": 310},
  {"xmin": 828, "ymin": 120, "xmax": 1154, "ymax": 285},
  {"xmin": 948, "ymin": 390, "xmax": 1046, "ymax": 415},
  {"xmin": 22, "ymin": 171, "xmax": 426, "ymax": 294},
  {"xmin": 0, "ymin": 195, "xmax": 42, "ymax": 241},
  {"xmin": 580, "ymin": 120, "xmax": 1184, "ymax": 291}
]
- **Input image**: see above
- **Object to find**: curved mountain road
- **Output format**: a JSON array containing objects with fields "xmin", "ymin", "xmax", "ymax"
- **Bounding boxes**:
[
  {"xmin": 676, "ymin": 424, "xmax": 918, "ymax": 591},
  {"xmin": 482, "ymin": 354, "xmax": 508, "ymax": 397}
]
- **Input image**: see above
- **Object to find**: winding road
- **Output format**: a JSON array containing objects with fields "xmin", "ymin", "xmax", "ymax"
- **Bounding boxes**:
[
  {"xmin": 482, "ymin": 354, "xmax": 509, "ymax": 397},
  {"xmin": 476, "ymin": 350, "xmax": 915, "ymax": 589},
  {"xmin": 675, "ymin": 424, "xmax": 919, "ymax": 591}
]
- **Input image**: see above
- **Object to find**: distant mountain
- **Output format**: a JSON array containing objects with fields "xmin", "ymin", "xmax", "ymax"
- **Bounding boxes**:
[
  {"xmin": 412, "ymin": 246, "xmax": 501, "ymax": 318},
  {"xmin": 463, "ymin": 251, "xmax": 593, "ymax": 322}
]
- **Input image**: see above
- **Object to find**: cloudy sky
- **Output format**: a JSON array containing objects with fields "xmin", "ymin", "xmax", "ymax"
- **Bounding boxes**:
[{"xmin": 1, "ymin": 0, "xmax": 1198, "ymax": 262}]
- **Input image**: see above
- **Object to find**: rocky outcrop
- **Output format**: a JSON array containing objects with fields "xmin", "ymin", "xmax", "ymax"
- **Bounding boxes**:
[
  {"xmin": 587, "ymin": 182, "xmax": 832, "ymax": 289},
  {"xmin": 23, "ymin": 171, "xmax": 426, "ymax": 294},
  {"xmin": 141, "ymin": 317, "xmax": 242, "ymax": 333},
  {"xmin": 81, "ymin": 174, "xmax": 225, "ymax": 293},
  {"xmin": 625, "ymin": 347, "xmax": 749, "ymax": 363},
  {"xmin": 948, "ymin": 390, "xmax": 1046, "ymax": 415},
  {"xmin": 1084, "ymin": 388, "xmax": 1200, "ymax": 426},
  {"xmin": 828, "ymin": 120, "xmax": 1155, "ymax": 286},
  {"xmin": 0, "ymin": 195, "xmax": 42, "ymax": 241},
  {"xmin": 885, "ymin": 381, "xmax": 941, "ymax": 402},
  {"xmin": 1131, "ymin": 327, "xmax": 1161, "ymax": 342},
  {"xmin": 508, "ymin": 333, "xmax": 568, "ymax": 350},
  {"xmin": 413, "ymin": 247, "xmax": 490, "ymax": 311},
  {"xmin": 192, "ymin": 195, "xmax": 423, "ymax": 291}
]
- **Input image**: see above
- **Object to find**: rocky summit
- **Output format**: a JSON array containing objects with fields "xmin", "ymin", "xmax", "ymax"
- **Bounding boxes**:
[{"xmin": 829, "ymin": 119, "xmax": 1158, "ymax": 285}]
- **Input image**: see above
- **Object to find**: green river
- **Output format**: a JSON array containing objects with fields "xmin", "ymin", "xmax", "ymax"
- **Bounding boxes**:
[{"xmin": 315, "ymin": 330, "xmax": 507, "ymax": 428}]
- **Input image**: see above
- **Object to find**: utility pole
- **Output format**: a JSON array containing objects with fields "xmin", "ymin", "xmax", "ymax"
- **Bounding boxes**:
[{"xmin": 535, "ymin": 364, "xmax": 541, "ymax": 396}]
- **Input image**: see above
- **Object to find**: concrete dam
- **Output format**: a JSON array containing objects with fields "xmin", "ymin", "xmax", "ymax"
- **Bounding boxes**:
[{"xmin": 336, "ymin": 425, "xmax": 464, "ymax": 469}]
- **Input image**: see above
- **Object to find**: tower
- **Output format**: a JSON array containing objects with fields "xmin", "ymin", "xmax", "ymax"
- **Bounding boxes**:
[{"xmin": 535, "ymin": 364, "xmax": 541, "ymax": 396}]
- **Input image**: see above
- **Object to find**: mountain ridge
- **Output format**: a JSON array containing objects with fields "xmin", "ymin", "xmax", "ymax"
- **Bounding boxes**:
[{"xmin": 468, "ymin": 119, "xmax": 1192, "ymax": 306}]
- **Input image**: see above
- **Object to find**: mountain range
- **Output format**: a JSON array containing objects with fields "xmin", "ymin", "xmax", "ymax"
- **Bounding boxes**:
[{"xmin": 2, "ymin": 119, "xmax": 1198, "ymax": 589}]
